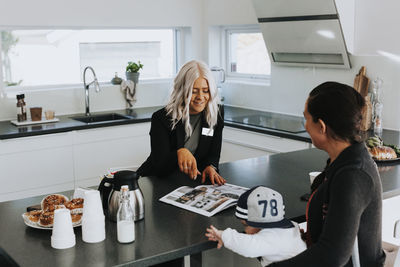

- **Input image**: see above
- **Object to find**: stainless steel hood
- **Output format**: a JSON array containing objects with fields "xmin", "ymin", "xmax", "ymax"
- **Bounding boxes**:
[{"xmin": 252, "ymin": 0, "xmax": 351, "ymax": 69}]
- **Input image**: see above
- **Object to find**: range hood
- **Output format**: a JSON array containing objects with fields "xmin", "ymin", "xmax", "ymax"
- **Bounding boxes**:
[{"xmin": 252, "ymin": 0, "xmax": 351, "ymax": 69}]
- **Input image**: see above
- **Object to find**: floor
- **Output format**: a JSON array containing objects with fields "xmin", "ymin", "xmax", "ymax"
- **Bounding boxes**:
[{"xmin": 203, "ymin": 248, "xmax": 261, "ymax": 267}]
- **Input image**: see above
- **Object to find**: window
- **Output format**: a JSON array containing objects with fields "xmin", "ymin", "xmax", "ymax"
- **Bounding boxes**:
[
  {"xmin": 226, "ymin": 27, "xmax": 271, "ymax": 79},
  {"xmin": 1, "ymin": 29, "xmax": 177, "ymax": 88}
]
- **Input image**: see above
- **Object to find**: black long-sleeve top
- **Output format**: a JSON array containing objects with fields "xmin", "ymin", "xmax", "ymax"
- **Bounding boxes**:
[
  {"xmin": 270, "ymin": 142, "xmax": 386, "ymax": 267},
  {"xmin": 137, "ymin": 107, "xmax": 224, "ymax": 177}
]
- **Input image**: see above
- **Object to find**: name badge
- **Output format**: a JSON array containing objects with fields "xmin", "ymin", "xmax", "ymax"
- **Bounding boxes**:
[{"xmin": 202, "ymin": 127, "xmax": 214, "ymax": 136}]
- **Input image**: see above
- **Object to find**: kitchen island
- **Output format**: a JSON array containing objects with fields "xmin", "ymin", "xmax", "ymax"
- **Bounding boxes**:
[{"xmin": 1, "ymin": 147, "xmax": 400, "ymax": 266}]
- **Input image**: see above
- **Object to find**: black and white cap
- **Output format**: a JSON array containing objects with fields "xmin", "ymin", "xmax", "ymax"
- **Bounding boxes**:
[{"xmin": 235, "ymin": 186, "xmax": 293, "ymax": 228}]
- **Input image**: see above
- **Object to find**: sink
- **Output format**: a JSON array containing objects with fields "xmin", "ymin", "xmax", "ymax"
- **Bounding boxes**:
[{"xmin": 72, "ymin": 113, "xmax": 131, "ymax": 123}]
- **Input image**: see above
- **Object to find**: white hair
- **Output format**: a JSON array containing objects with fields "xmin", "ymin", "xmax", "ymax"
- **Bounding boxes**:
[{"xmin": 166, "ymin": 60, "xmax": 220, "ymax": 138}]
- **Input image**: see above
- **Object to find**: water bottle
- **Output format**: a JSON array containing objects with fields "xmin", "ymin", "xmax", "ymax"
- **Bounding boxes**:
[
  {"xmin": 372, "ymin": 77, "xmax": 384, "ymax": 136},
  {"xmin": 117, "ymin": 185, "xmax": 135, "ymax": 243}
]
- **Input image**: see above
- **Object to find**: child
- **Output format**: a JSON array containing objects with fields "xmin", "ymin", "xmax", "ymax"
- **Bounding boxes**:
[{"xmin": 205, "ymin": 186, "xmax": 306, "ymax": 266}]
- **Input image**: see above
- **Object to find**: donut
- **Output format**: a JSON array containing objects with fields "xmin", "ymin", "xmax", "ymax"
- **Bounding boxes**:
[
  {"xmin": 65, "ymin": 198, "xmax": 84, "ymax": 210},
  {"xmin": 41, "ymin": 194, "xmax": 68, "ymax": 211},
  {"xmin": 39, "ymin": 211, "xmax": 54, "ymax": 227}
]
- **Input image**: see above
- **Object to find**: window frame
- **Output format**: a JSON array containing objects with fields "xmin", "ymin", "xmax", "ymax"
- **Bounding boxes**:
[
  {"xmin": 223, "ymin": 25, "xmax": 271, "ymax": 81},
  {"xmin": 0, "ymin": 27, "xmax": 182, "ymax": 93}
]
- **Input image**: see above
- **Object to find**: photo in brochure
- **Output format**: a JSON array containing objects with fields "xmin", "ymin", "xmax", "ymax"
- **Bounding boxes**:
[{"xmin": 159, "ymin": 183, "xmax": 248, "ymax": 217}]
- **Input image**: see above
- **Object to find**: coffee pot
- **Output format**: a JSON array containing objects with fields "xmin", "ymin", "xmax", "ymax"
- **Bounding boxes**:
[{"xmin": 98, "ymin": 170, "xmax": 144, "ymax": 222}]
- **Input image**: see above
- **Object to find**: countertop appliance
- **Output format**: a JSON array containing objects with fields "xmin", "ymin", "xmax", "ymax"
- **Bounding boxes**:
[{"xmin": 98, "ymin": 170, "xmax": 144, "ymax": 222}]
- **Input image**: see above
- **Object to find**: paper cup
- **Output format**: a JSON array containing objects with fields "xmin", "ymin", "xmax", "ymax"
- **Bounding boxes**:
[
  {"xmin": 83, "ymin": 190, "xmax": 104, "ymax": 219},
  {"xmin": 82, "ymin": 218, "xmax": 105, "ymax": 243},
  {"xmin": 309, "ymin": 171, "xmax": 321, "ymax": 184},
  {"xmin": 51, "ymin": 209, "xmax": 76, "ymax": 249},
  {"xmin": 82, "ymin": 190, "xmax": 105, "ymax": 243}
]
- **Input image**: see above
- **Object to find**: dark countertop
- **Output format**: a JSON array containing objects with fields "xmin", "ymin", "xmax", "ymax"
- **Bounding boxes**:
[
  {"xmin": 1, "ymin": 105, "xmax": 400, "ymax": 149},
  {"xmin": 0, "ymin": 105, "xmax": 312, "ymax": 141},
  {"xmin": 1, "ymin": 147, "xmax": 400, "ymax": 266},
  {"xmin": 0, "ymin": 107, "xmax": 160, "ymax": 140},
  {"xmin": 224, "ymin": 106, "xmax": 312, "ymax": 143}
]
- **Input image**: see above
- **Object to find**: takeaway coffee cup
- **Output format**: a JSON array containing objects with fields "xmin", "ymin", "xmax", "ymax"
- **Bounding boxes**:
[
  {"xmin": 309, "ymin": 171, "xmax": 321, "ymax": 184},
  {"xmin": 82, "ymin": 190, "xmax": 105, "ymax": 243},
  {"xmin": 51, "ymin": 209, "xmax": 76, "ymax": 249}
]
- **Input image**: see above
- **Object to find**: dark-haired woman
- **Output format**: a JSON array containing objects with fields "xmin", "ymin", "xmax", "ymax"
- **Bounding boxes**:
[{"xmin": 270, "ymin": 82, "xmax": 386, "ymax": 266}]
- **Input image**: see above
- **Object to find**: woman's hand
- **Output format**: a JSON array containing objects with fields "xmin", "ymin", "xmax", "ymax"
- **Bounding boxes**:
[
  {"xmin": 177, "ymin": 148, "xmax": 200, "ymax": 179},
  {"xmin": 205, "ymin": 225, "xmax": 224, "ymax": 249},
  {"xmin": 202, "ymin": 165, "xmax": 226, "ymax": 185}
]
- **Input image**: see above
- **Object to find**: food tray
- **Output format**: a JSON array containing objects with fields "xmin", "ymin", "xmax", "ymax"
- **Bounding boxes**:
[
  {"xmin": 22, "ymin": 212, "xmax": 81, "ymax": 230},
  {"xmin": 373, "ymin": 157, "xmax": 400, "ymax": 164},
  {"xmin": 11, "ymin": 118, "xmax": 59, "ymax": 126}
]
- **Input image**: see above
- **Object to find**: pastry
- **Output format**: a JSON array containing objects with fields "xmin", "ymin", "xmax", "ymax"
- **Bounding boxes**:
[
  {"xmin": 65, "ymin": 198, "xmax": 84, "ymax": 210},
  {"xmin": 46, "ymin": 204, "xmax": 66, "ymax": 212},
  {"xmin": 25, "ymin": 210, "xmax": 42, "ymax": 223},
  {"xmin": 369, "ymin": 146, "xmax": 397, "ymax": 160},
  {"xmin": 41, "ymin": 194, "xmax": 68, "ymax": 211},
  {"xmin": 39, "ymin": 211, "xmax": 54, "ymax": 227},
  {"xmin": 70, "ymin": 213, "xmax": 83, "ymax": 223}
]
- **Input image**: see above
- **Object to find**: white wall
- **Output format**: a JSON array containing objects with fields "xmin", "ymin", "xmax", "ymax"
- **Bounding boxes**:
[
  {"xmin": 205, "ymin": 0, "xmax": 400, "ymax": 130},
  {"xmin": 0, "ymin": 0, "xmax": 206, "ymax": 60},
  {"xmin": 0, "ymin": 81, "xmax": 173, "ymax": 120}
]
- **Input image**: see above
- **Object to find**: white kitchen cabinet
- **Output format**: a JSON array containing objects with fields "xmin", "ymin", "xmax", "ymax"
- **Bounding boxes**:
[
  {"xmin": 0, "ymin": 132, "xmax": 74, "ymax": 202},
  {"xmin": 220, "ymin": 126, "xmax": 310, "ymax": 162},
  {"xmin": 73, "ymin": 123, "xmax": 151, "ymax": 187},
  {"xmin": 382, "ymin": 195, "xmax": 400, "ymax": 246},
  {"xmin": 0, "ymin": 123, "xmax": 151, "ymax": 202}
]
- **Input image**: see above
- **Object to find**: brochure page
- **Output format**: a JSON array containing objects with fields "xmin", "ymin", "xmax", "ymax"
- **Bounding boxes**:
[{"xmin": 159, "ymin": 183, "xmax": 248, "ymax": 217}]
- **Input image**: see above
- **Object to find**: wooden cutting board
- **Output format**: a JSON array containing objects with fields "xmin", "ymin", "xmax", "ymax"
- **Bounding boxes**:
[{"xmin": 354, "ymin": 66, "xmax": 370, "ymax": 97}]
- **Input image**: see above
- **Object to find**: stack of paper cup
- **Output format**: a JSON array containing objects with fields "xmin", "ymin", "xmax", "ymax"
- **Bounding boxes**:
[
  {"xmin": 82, "ymin": 190, "xmax": 106, "ymax": 243},
  {"xmin": 309, "ymin": 171, "xmax": 322, "ymax": 184},
  {"xmin": 51, "ymin": 209, "xmax": 76, "ymax": 249}
]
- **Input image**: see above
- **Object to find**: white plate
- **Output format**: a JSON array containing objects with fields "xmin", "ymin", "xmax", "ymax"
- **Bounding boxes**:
[{"xmin": 22, "ymin": 213, "xmax": 81, "ymax": 230}]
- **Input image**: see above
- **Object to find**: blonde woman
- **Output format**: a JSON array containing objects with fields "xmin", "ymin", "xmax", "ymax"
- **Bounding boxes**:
[{"xmin": 137, "ymin": 60, "xmax": 226, "ymax": 185}]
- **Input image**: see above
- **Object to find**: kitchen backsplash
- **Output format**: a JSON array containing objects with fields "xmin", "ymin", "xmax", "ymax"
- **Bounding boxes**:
[{"xmin": 0, "ymin": 81, "xmax": 172, "ymax": 121}]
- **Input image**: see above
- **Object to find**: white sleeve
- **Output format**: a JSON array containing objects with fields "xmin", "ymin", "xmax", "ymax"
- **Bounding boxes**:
[{"xmin": 221, "ymin": 228, "xmax": 276, "ymax": 258}]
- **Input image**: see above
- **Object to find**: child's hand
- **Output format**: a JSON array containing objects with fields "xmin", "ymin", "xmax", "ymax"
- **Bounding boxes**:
[{"xmin": 205, "ymin": 225, "xmax": 224, "ymax": 249}]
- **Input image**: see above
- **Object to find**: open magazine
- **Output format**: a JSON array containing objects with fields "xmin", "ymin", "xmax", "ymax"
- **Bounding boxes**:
[{"xmin": 159, "ymin": 183, "xmax": 249, "ymax": 217}]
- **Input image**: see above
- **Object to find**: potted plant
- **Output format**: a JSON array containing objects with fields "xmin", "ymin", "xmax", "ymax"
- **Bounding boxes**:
[{"xmin": 125, "ymin": 61, "xmax": 143, "ymax": 83}]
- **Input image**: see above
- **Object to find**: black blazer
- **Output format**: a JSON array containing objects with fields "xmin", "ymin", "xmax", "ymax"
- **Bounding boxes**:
[{"xmin": 137, "ymin": 106, "xmax": 224, "ymax": 177}]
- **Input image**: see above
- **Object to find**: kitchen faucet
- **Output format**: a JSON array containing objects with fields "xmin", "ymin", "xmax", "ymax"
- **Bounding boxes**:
[{"xmin": 83, "ymin": 66, "xmax": 100, "ymax": 116}]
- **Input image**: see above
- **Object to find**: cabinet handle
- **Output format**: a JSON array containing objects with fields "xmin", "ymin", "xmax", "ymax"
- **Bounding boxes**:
[{"xmin": 394, "ymin": 219, "xmax": 400, "ymax": 239}]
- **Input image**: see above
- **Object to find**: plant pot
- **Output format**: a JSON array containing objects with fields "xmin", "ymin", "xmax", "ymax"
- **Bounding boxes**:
[{"xmin": 125, "ymin": 72, "xmax": 140, "ymax": 84}]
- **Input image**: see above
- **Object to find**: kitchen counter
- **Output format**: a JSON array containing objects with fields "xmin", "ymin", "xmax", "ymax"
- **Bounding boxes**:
[
  {"xmin": 224, "ymin": 106, "xmax": 312, "ymax": 142},
  {"xmin": 0, "ymin": 105, "xmax": 311, "ymax": 141},
  {"xmin": 1, "ymin": 106, "xmax": 400, "ymax": 149},
  {"xmin": 0, "ymin": 107, "xmax": 160, "ymax": 140},
  {"xmin": 1, "ymin": 147, "xmax": 400, "ymax": 266}
]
